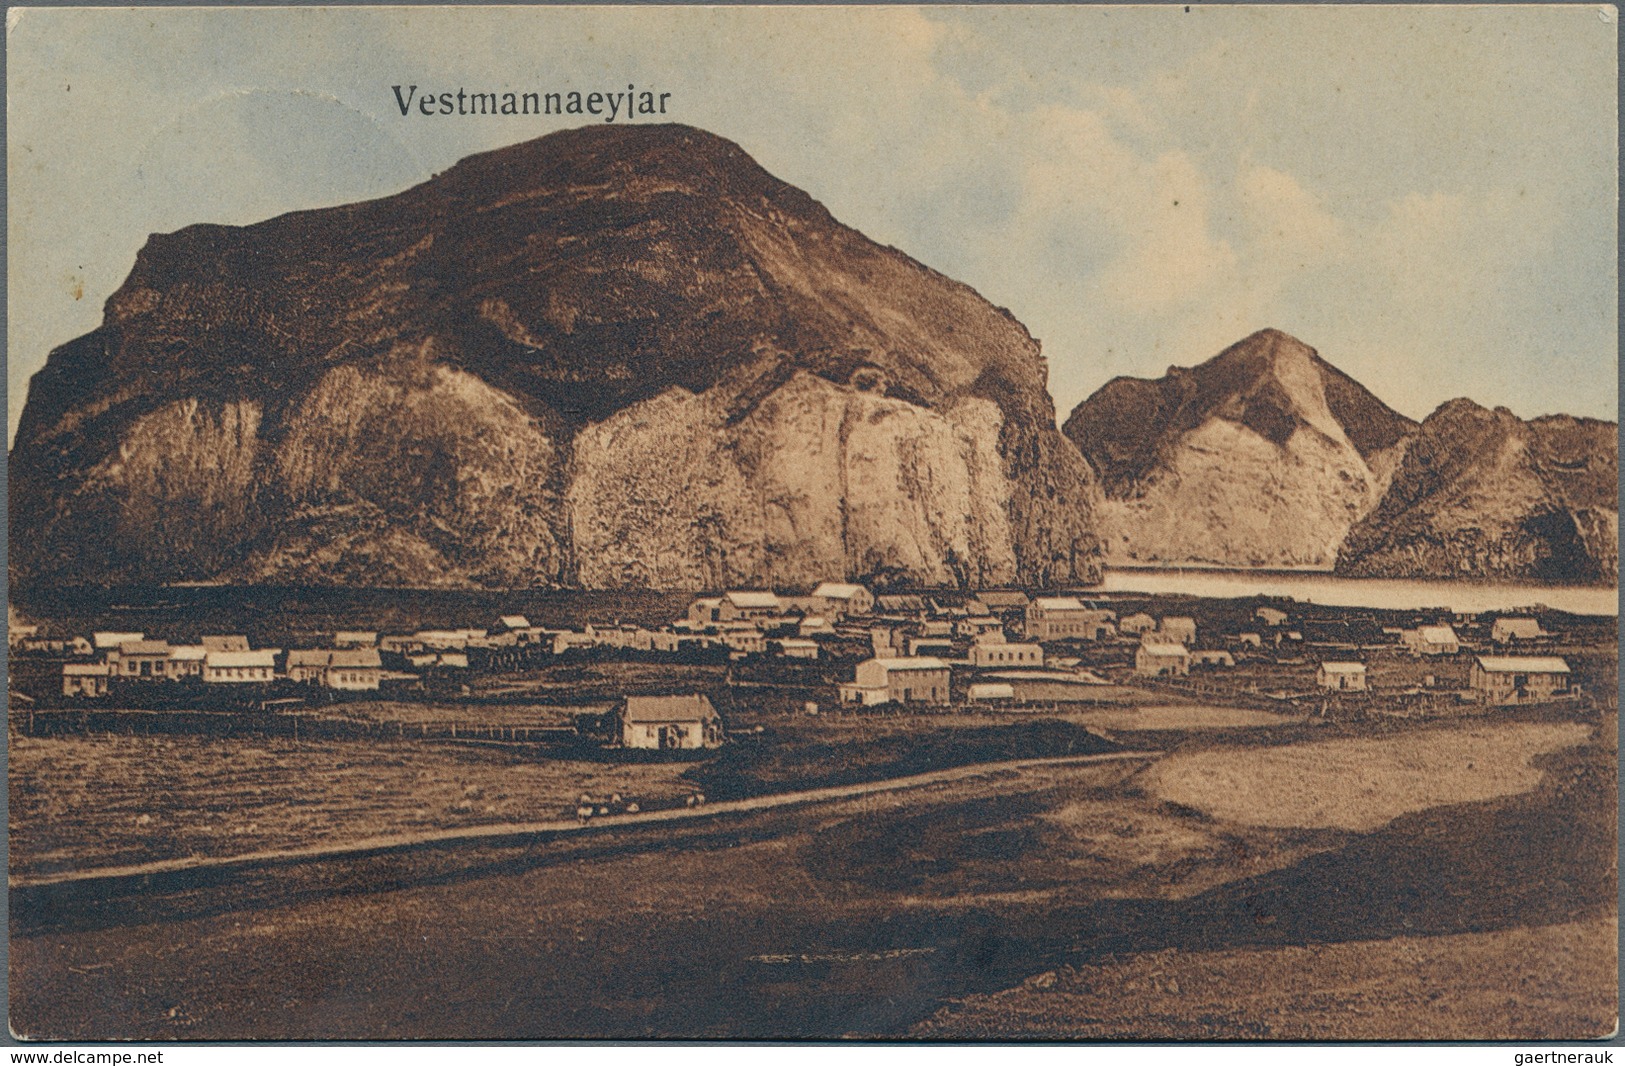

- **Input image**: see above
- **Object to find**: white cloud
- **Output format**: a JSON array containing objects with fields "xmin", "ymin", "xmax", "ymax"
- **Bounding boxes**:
[{"xmin": 6, "ymin": 6, "xmax": 1614, "ymax": 445}]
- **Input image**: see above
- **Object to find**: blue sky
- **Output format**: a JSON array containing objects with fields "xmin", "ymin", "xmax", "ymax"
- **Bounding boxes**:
[{"xmin": 7, "ymin": 5, "xmax": 1618, "ymax": 444}]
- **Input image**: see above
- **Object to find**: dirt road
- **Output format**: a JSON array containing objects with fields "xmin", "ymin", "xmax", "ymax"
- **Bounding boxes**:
[{"xmin": 11, "ymin": 749, "xmax": 1159, "ymax": 891}]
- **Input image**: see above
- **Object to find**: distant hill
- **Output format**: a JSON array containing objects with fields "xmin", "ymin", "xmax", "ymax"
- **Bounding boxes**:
[
  {"xmin": 1063, "ymin": 328, "xmax": 1416, "ymax": 569},
  {"xmin": 9, "ymin": 123, "xmax": 1101, "ymax": 591},
  {"xmin": 1336, "ymin": 399, "xmax": 1618, "ymax": 584}
]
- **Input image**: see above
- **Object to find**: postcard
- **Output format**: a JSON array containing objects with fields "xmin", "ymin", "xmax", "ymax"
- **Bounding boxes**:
[{"xmin": 6, "ymin": 4, "xmax": 1617, "ymax": 1042}]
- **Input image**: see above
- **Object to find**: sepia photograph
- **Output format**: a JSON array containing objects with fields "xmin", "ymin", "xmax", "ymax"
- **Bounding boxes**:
[{"xmin": 4, "ymin": 4, "xmax": 1619, "ymax": 1043}]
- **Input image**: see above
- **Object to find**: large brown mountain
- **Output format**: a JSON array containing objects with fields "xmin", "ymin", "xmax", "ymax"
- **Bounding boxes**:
[
  {"xmin": 1336, "ymin": 399, "xmax": 1618, "ymax": 584},
  {"xmin": 10, "ymin": 124, "xmax": 1101, "ymax": 591},
  {"xmin": 1062, "ymin": 329, "xmax": 1417, "ymax": 569}
]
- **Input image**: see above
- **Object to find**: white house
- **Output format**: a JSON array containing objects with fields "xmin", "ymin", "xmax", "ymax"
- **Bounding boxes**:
[
  {"xmin": 164, "ymin": 645, "xmax": 207, "ymax": 680},
  {"xmin": 1317, "ymin": 662, "xmax": 1367, "ymax": 691},
  {"xmin": 1026, "ymin": 598, "xmax": 1115, "ymax": 641},
  {"xmin": 203, "ymin": 649, "xmax": 278, "ymax": 684},
  {"xmin": 620, "ymin": 694, "xmax": 724, "ymax": 750},
  {"xmin": 1135, "ymin": 642, "xmax": 1190, "ymax": 677},
  {"xmin": 775, "ymin": 638, "xmax": 820, "ymax": 660},
  {"xmin": 1406, "ymin": 625, "xmax": 1460, "ymax": 656},
  {"xmin": 1491, "ymin": 618, "xmax": 1547, "ymax": 643},
  {"xmin": 62, "ymin": 662, "xmax": 110, "ymax": 697},
  {"xmin": 326, "ymin": 648, "xmax": 383, "ymax": 691},
  {"xmin": 285, "ymin": 649, "xmax": 332, "ymax": 684},
  {"xmin": 839, "ymin": 657, "xmax": 951, "ymax": 706},
  {"xmin": 113, "ymin": 640, "xmax": 172, "ymax": 680},
  {"xmin": 1158, "ymin": 617, "xmax": 1198, "ymax": 645},
  {"xmin": 1470, "ymin": 656, "xmax": 1572, "ymax": 705},
  {"xmin": 810, "ymin": 582, "xmax": 875, "ymax": 618},
  {"xmin": 970, "ymin": 642, "xmax": 1044, "ymax": 668},
  {"xmin": 719, "ymin": 591, "xmax": 782, "ymax": 622}
]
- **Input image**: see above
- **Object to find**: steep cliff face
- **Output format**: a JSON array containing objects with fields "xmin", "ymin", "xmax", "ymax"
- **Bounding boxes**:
[
  {"xmin": 1336, "ymin": 399, "xmax": 1618, "ymax": 584},
  {"xmin": 567, "ymin": 372, "xmax": 1022, "ymax": 590},
  {"xmin": 10, "ymin": 124, "xmax": 1100, "ymax": 590},
  {"xmin": 1062, "ymin": 329, "xmax": 1416, "ymax": 568}
]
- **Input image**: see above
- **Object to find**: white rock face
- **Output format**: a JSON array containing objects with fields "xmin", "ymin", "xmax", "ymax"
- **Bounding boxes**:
[
  {"xmin": 568, "ymin": 371, "xmax": 1020, "ymax": 588},
  {"xmin": 75, "ymin": 398, "xmax": 265, "ymax": 576},
  {"xmin": 1099, "ymin": 416, "xmax": 1401, "ymax": 568}
]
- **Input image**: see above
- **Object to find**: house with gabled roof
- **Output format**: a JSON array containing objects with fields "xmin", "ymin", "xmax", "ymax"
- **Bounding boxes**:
[
  {"xmin": 1026, "ymin": 597, "xmax": 1115, "ymax": 641},
  {"xmin": 62, "ymin": 662, "xmax": 110, "ymax": 698},
  {"xmin": 1491, "ymin": 617, "xmax": 1547, "ymax": 643},
  {"xmin": 1317, "ymin": 662, "xmax": 1367, "ymax": 691},
  {"xmin": 113, "ymin": 640, "xmax": 172, "ymax": 680},
  {"xmin": 327, "ymin": 648, "xmax": 383, "ymax": 691},
  {"xmin": 1470, "ymin": 656, "xmax": 1572, "ymax": 705},
  {"xmin": 164, "ymin": 645, "xmax": 208, "ymax": 680},
  {"xmin": 839, "ymin": 656, "xmax": 951, "ymax": 706},
  {"xmin": 718, "ymin": 591, "xmax": 782, "ymax": 622},
  {"xmin": 810, "ymin": 582, "xmax": 875, "ymax": 618},
  {"xmin": 1135, "ymin": 642, "xmax": 1190, "ymax": 677},
  {"xmin": 203, "ymin": 649, "xmax": 277, "ymax": 684},
  {"xmin": 620, "ymin": 694, "xmax": 724, "ymax": 750}
]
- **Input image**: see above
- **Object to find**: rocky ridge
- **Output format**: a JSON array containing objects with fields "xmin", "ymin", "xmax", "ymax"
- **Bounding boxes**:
[
  {"xmin": 1063, "ymin": 329, "xmax": 1417, "ymax": 569},
  {"xmin": 10, "ymin": 124, "xmax": 1100, "ymax": 591},
  {"xmin": 1336, "ymin": 399, "xmax": 1618, "ymax": 584}
]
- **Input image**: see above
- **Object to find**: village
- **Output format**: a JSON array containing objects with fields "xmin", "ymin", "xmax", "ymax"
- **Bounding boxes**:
[
  {"xmin": 8, "ymin": 582, "xmax": 1603, "ymax": 750},
  {"xmin": 7, "ymin": 581, "xmax": 1615, "ymax": 1041}
]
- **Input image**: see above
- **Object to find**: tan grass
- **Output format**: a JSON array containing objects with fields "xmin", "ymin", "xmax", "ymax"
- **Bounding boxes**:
[
  {"xmin": 1145, "ymin": 721, "xmax": 1591, "ymax": 830},
  {"xmin": 1078, "ymin": 704, "xmax": 1298, "ymax": 732}
]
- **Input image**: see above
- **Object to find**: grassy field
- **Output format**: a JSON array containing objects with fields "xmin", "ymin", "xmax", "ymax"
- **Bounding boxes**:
[
  {"xmin": 7, "ymin": 733, "xmax": 700, "ymax": 878},
  {"xmin": 1145, "ymin": 720, "xmax": 1594, "ymax": 830},
  {"xmin": 10, "ymin": 704, "xmax": 1614, "ymax": 1040},
  {"xmin": 321, "ymin": 700, "xmax": 595, "ymax": 729},
  {"xmin": 1071, "ymin": 704, "xmax": 1305, "ymax": 732},
  {"xmin": 7, "ymin": 708, "xmax": 1123, "ymax": 876}
]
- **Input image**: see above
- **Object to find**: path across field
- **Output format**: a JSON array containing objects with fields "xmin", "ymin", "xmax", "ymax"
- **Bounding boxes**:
[{"xmin": 10, "ymin": 748, "xmax": 1160, "ymax": 892}]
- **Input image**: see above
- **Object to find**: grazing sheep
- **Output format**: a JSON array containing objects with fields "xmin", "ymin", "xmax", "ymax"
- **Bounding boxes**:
[{"xmin": 575, "ymin": 805, "xmax": 593, "ymax": 824}]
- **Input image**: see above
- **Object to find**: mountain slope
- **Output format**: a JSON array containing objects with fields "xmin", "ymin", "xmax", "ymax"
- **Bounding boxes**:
[
  {"xmin": 1062, "ymin": 329, "xmax": 1416, "ymax": 568},
  {"xmin": 1336, "ymin": 399, "xmax": 1618, "ymax": 583},
  {"xmin": 10, "ymin": 123, "xmax": 1100, "ymax": 590}
]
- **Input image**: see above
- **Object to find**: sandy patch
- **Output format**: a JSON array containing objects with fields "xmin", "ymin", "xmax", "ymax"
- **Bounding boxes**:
[
  {"xmin": 1079, "ymin": 705, "xmax": 1298, "ymax": 732},
  {"xmin": 1146, "ymin": 721, "xmax": 1591, "ymax": 830}
]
